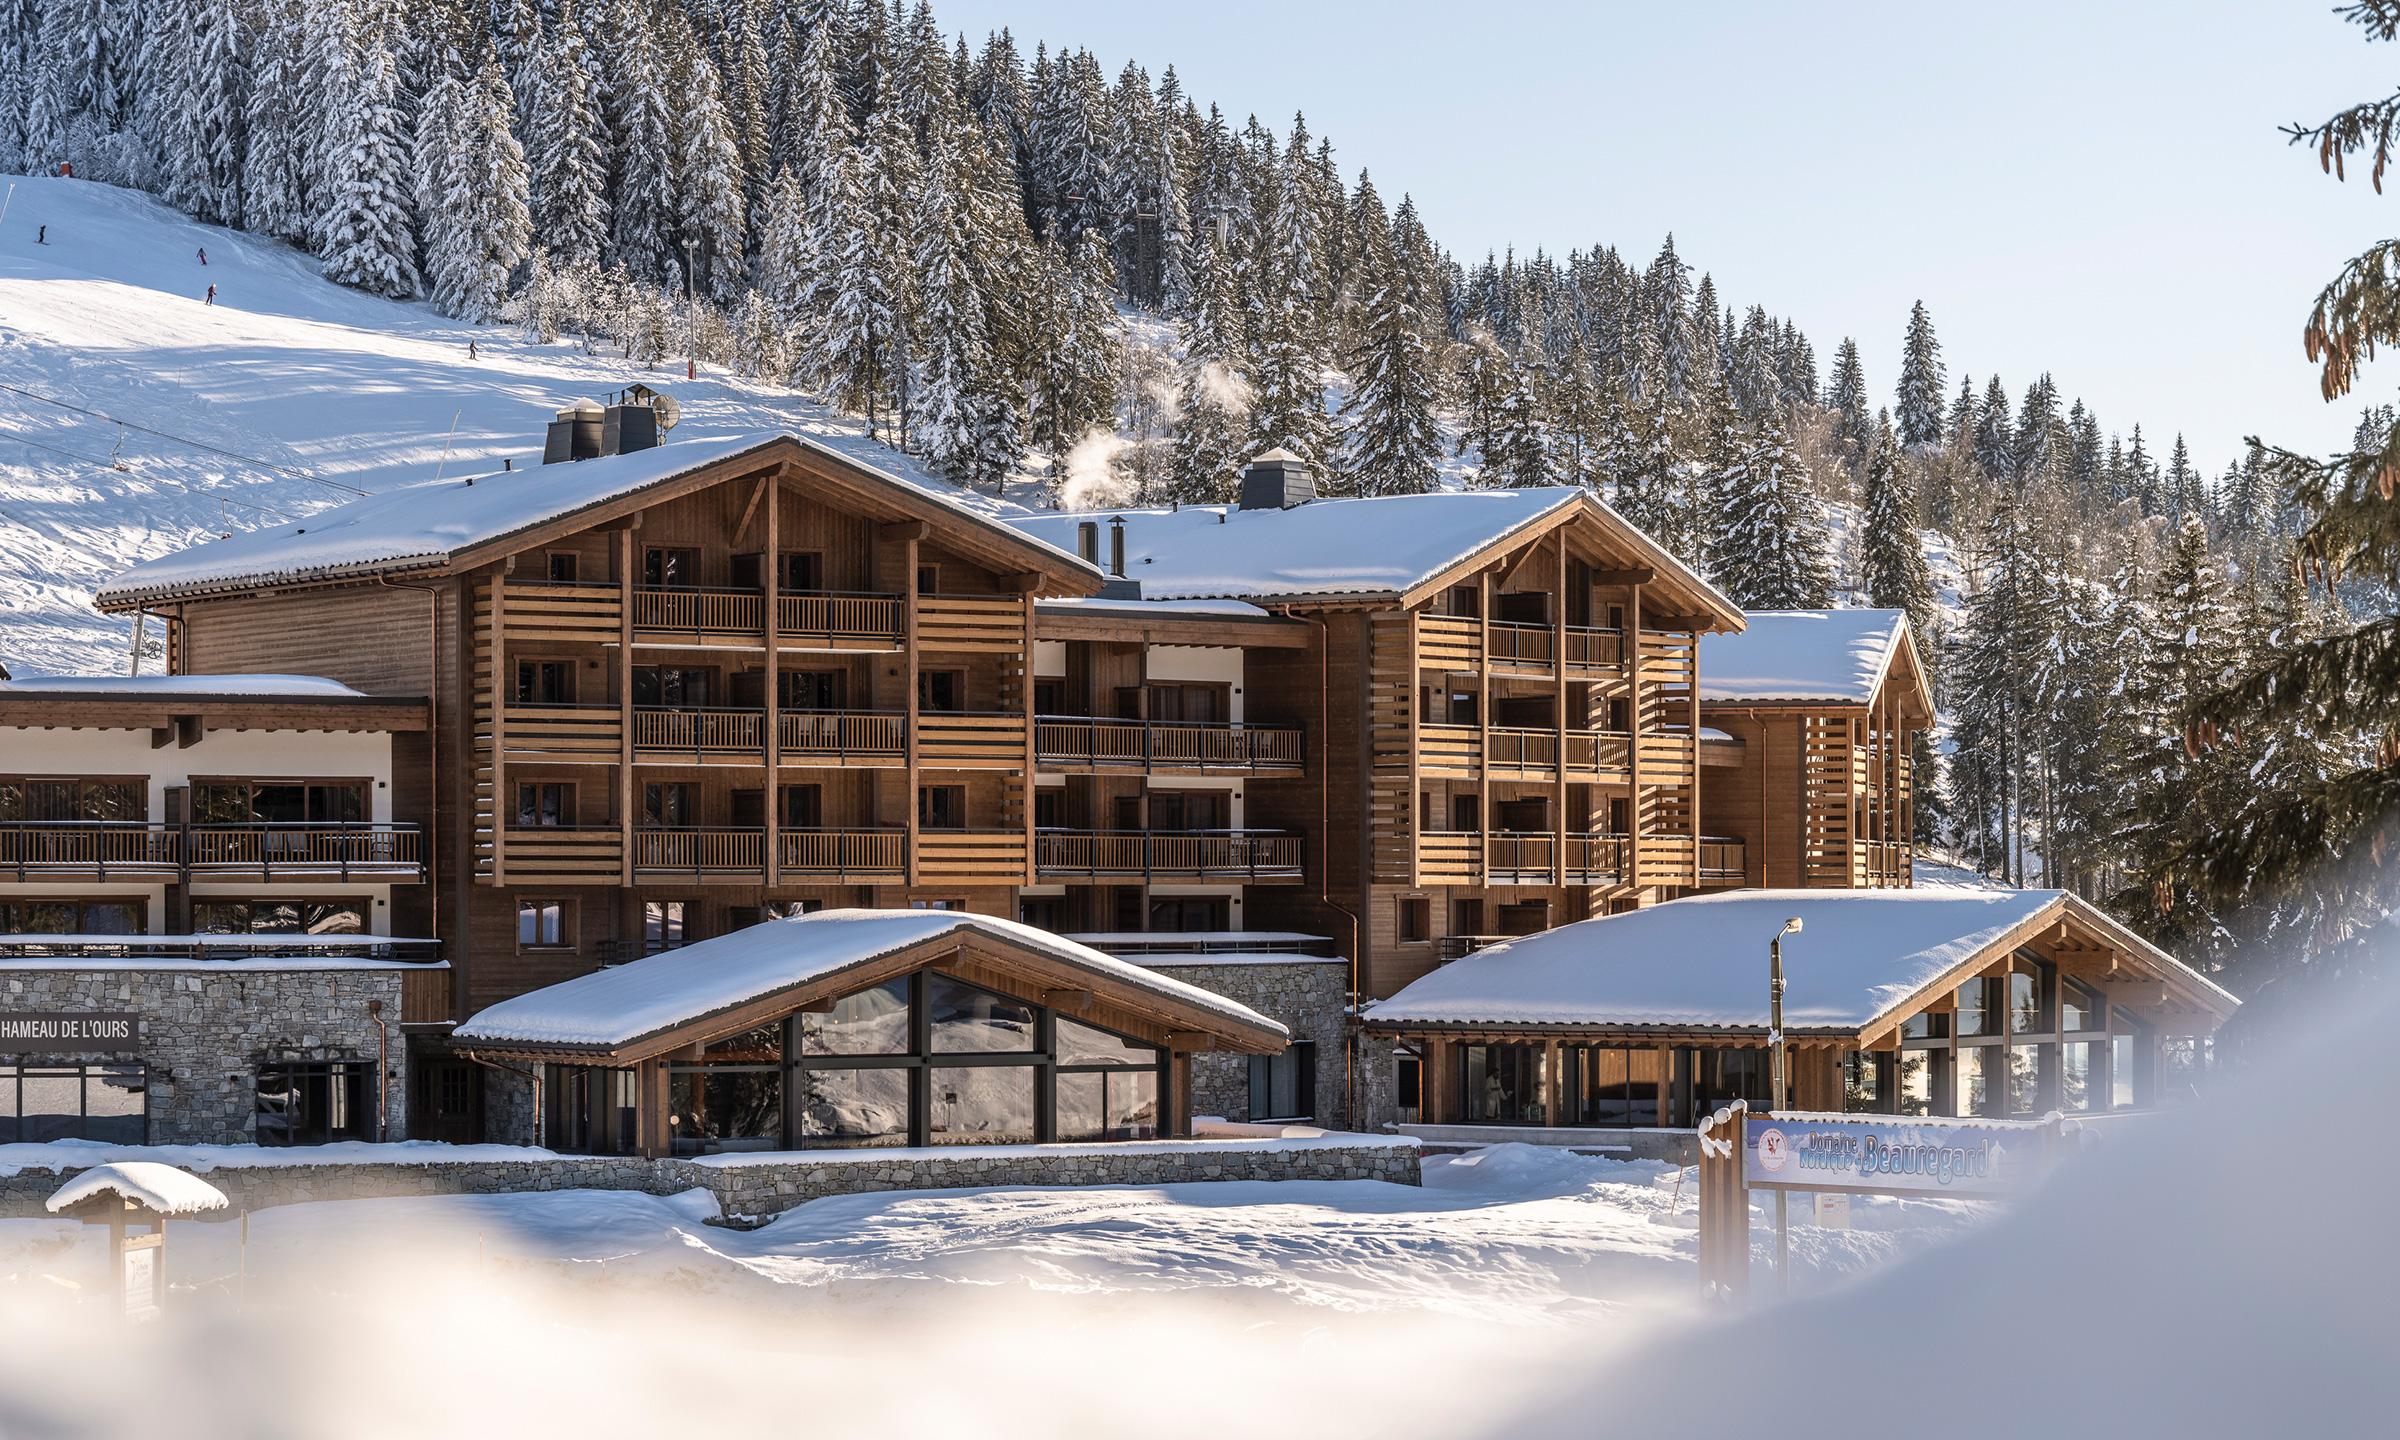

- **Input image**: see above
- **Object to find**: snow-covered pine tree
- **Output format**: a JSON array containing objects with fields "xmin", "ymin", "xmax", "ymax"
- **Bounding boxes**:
[
  {"xmin": 803, "ymin": 136, "xmax": 897, "ymax": 432},
  {"xmin": 1707, "ymin": 417, "xmax": 1833, "ymax": 608},
  {"xmin": 419, "ymin": 54, "xmax": 531, "ymax": 323},
  {"xmin": 1971, "ymin": 375, "xmax": 2014, "ymax": 486},
  {"xmin": 1951, "ymin": 488, "xmax": 2044, "ymax": 882},
  {"xmin": 1244, "ymin": 147, "xmax": 1328, "ymax": 463},
  {"xmin": 1477, "ymin": 356, "xmax": 1550, "ymax": 488},
  {"xmin": 605, "ymin": 1, "xmax": 678, "ymax": 283},
  {"xmin": 1895, "ymin": 300, "xmax": 1946, "ymax": 450},
  {"xmin": 526, "ymin": 0, "xmax": 610, "ymax": 266},
  {"xmin": 672, "ymin": 24, "xmax": 749, "ymax": 304},
  {"xmin": 1335, "ymin": 199, "xmax": 1442, "ymax": 497},
  {"xmin": 1166, "ymin": 239, "xmax": 1252, "ymax": 505},
  {"xmin": 155, "ymin": 0, "xmax": 246, "ymax": 227},
  {"xmin": 1859, "ymin": 410, "xmax": 1938, "ymax": 645},
  {"xmin": 1821, "ymin": 336, "xmax": 1871, "ymax": 476},
  {"xmin": 908, "ymin": 124, "xmax": 1012, "ymax": 489},
  {"xmin": 237, "ymin": 2, "xmax": 313, "ymax": 241},
  {"xmin": 319, "ymin": 39, "xmax": 421, "ymax": 299}
]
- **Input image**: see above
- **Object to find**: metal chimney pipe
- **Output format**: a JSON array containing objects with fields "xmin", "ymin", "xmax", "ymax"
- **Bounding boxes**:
[
  {"xmin": 1076, "ymin": 520, "xmax": 1099, "ymax": 564},
  {"xmin": 1108, "ymin": 517, "xmax": 1127, "ymax": 578}
]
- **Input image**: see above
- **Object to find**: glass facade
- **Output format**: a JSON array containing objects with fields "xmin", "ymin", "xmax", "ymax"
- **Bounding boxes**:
[
  {"xmin": 1562, "ymin": 1045, "xmax": 1663, "ymax": 1126},
  {"xmin": 547, "ymin": 1066, "xmax": 639, "ymax": 1154},
  {"xmin": 649, "ymin": 970, "xmax": 1165, "ymax": 1156},
  {"xmin": 0, "ymin": 1063, "xmax": 147, "ymax": 1143},
  {"xmin": 254, "ymin": 1059, "xmax": 372, "ymax": 1145},
  {"xmin": 1458, "ymin": 1044, "xmax": 1544, "ymax": 1124}
]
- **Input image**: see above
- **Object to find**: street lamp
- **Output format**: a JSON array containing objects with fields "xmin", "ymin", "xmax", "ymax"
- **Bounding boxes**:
[{"xmin": 1769, "ymin": 914, "xmax": 1802, "ymax": 1292}]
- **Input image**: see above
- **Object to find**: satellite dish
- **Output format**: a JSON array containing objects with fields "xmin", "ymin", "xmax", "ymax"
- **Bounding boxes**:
[{"xmin": 651, "ymin": 391, "xmax": 682, "ymax": 433}]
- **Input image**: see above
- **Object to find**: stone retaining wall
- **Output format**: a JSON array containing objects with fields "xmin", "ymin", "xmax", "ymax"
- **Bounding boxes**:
[{"xmin": 0, "ymin": 1135, "xmax": 1421, "ymax": 1224}]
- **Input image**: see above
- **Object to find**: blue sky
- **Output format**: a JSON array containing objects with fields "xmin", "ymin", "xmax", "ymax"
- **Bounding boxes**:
[{"xmin": 934, "ymin": 1, "xmax": 2393, "ymax": 470}]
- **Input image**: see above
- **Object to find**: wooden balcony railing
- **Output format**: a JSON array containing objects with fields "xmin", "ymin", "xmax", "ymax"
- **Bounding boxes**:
[
  {"xmin": 633, "ymin": 706, "xmax": 764, "ymax": 755},
  {"xmin": 916, "ymin": 828, "xmax": 1031, "ymax": 881},
  {"xmin": 1418, "ymin": 831, "xmax": 1483, "ymax": 883},
  {"xmin": 1413, "ymin": 614, "xmax": 1626, "ymax": 676},
  {"xmin": 1036, "ymin": 829, "xmax": 1303, "ymax": 881},
  {"xmin": 1485, "ymin": 621, "xmax": 1555, "ymax": 670},
  {"xmin": 0, "ymin": 934, "xmax": 444, "ymax": 963},
  {"xmin": 1436, "ymin": 933, "xmax": 1512, "ymax": 962},
  {"xmin": 1422, "ymin": 726, "xmax": 1631, "ymax": 778},
  {"xmin": 1417, "ymin": 831, "xmax": 1631, "ymax": 886},
  {"xmin": 778, "ymin": 710, "xmax": 906, "ymax": 763},
  {"xmin": 632, "ymin": 584, "xmax": 762, "ymax": 636},
  {"xmin": 1563, "ymin": 625, "xmax": 1625, "ymax": 672},
  {"xmin": 1564, "ymin": 831, "xmax": 1631, "ymax": 884},
  {"xmin": 185, "ymin": 823, "xmax": 424, "ymax": 879},
  {"xmin": 1485, "ymin": 727, "xmax": 1560, "ymax": 772},
  {"xmin": 1564, "ymin": 729, "xmax": 1634, "ymax": 777},
  {"xmin": 1035, "ymin": 717, "xmax": 1304, "ymax": 772},
  {"xmin": 494, "ymin": 825, "xmax": 624, "ymax": 882},
  {"xmin": 634, "ymin": 827, "xmax": 765, "ymax": 876},
  {"xmin": 1855, "ymin": 839, "xmax": 1912, "ymax": 886},
  {"xmin": 496, "ymin": 702, "xmax": 622, "ymax": 756},
  {"xmin": 0, "ymin": 823, "xmax": 179, "ymax": 879},
  {"xmin": 779, "ymin": 828, "xmax": 907, "ymax": 879},
  {"xmin": 1484, "ymin": 831, "xmax": 1557, "ymax": 882},
  {"xmin": 918, "ymin": 710, "xmax": 1030, "ymax": 767},
  {"xmin": 1698, "ymin": 836, "xmax": 1747, "ymax": 884},
  {"xmin": 917, "ymin": 594, "xmax": 1025, "ymax": 651},
  {"xmin": 777, "ymin": 591, "xmax": 905, "ymax": 646}
]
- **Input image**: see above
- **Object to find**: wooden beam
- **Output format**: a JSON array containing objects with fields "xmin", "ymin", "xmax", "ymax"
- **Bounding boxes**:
[
  {"xmin": 731, "ymin": 473, "xmax": 770, "ymax": 550},
  {"xmin": 1587, "ymin": 567, "xmax": 1654, "ymax": 586},
  {"xmin": 878, "ymin": 519, "xmax": 931, "ymax": 542}
]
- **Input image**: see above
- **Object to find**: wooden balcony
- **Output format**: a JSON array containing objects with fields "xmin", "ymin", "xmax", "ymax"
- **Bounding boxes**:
[
  {"xmin": 778, "ymin": 710, "xmax": 906, "ymax": 765},
  {"xmin": 481, "ymin": 580, "xmax": 620, "ymax": 642},
  {"xmin": 776, "ymin": 591, "xmax": 905, "ymax": 649},
  {"xmin": 1420, "ymin": 725, "xmax": 1633, "ymax": 781},
  {"xmin": 1036, "ymin": 829, "xmax": 1304, "ymax": 883},
  {"xmin": 0, "ymin": 934, "xmax": 443, "ymax": 963},
  {"xmin": 916, "ymin": 828, "xmax": 1031, "ymax": 883},
  {"xmin": 184, "ymin": 824, "xmax": 425, "ymax": 882},
  {"xmin": 1484, "ymin": 831, "xmax": 1556, "ymax": 884},
  {"xmin": 918, "ymin": 711, "xmax": 1030, "ymax": 769},
  {"xmin": 917, "ymin": 595, "xmax": 1026, "ymax": 652},
  {"xmin": 633, "ymin": 827, "xmax": 764, "ymax": 878},
  {"xmin": 1413, "ymin": 831, "xmax": 1632, "ymax": 887},
  {"xmin": 0, "ymin": 823, "xmax": 179, "ymax": 880},
  {"xmin": 633, "ymin": 705, "xmax": 763, "ymax": 761},
  {"xmin": 0, "ymin": 822, "xmax": 423, "ymax": 882},
  {"xmin": 1034, "ymin": 717, "xmax": 1305, "ymax": 774},
  {"xmin": 779, "ymin": 828, "xmax": 908, "ymax": 881},
  {"xmin": 1697, "ymin": 837, "xmax": 1747, "ymax": 886},
  {"xmin": 631, "ymin": 584, "xmax": 762, "ymax": 641},
  {"xmin": 1413, "ymin": 614, "xmax": 1626, "ymax": 677},
  {"xmin": 1853, "ymin": 839, "xmax": 1912, "ymax": 887},
  {"xmin": 494, "ymin": 703, "xmax": 621, "ymax": 759}
]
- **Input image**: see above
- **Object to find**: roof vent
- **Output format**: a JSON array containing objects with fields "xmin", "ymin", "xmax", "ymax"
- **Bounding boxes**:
[
  {"xmin": 1075, "ymin": 520, "xmax": 1100, "ymax": 565},
  {"xmin": 543, "ymin": 401, "xmax": 605, "ymax": 464},
  {"xmin": 1238, "ymin": 449, "xmax": 1315, "ymax": 510},
  {"xmin": 542, "ymin": 386, "xmax": 680, "ymax": 464}
]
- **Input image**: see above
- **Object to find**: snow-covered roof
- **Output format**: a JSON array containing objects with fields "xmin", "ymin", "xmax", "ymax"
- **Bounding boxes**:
[
  {"xmin": 1007, "ymin": 488, "xmax": 1741, "ymax": 623},
  {"xmin": 454, "ymin": 908, "xmax": 1285, "ymax": 1053},
  {"xmin": 1361, "ymin": 887, "xmax": 2235, "ymax": 1033},
  {"xmin": 0, "ymin": 672, "xmax": 366, "ymax": 699},
  {"xmin": 1036, "ymin": 596, "xmax": 1282, "ymax": 621},
  {"xmin": 45, "ymin": 1161, "xmax": 229, "ymax": 1216},
  {"xmin": 94, "ymin": 432, "xmax": 1097, "ymax": 606},
  {"xmin": 1699, "ymin": 609, "xmax": 1920, "ymax": 708}
]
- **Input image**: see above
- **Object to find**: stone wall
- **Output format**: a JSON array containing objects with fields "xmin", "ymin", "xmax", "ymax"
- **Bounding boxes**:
[
  {"xmin": 0, "ymin": 966, "xmax": 408, "ymax": 1144},
  {"xmin": 1143, "ymin": 959, "xmax": 1350, "ymax": 1125},
  {"xmin": 0, "ymin": 1135, "xmax": 1422, "ymax": 1223}
]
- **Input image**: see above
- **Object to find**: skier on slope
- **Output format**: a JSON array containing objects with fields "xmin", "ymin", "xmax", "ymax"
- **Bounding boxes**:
[
  {"xmin": 204, "ymin": 284, "xmax": 216, "ymax": 306},
  {"xmin": 196, "ymin": 247, "xmax": 208, "ymax": 265}
]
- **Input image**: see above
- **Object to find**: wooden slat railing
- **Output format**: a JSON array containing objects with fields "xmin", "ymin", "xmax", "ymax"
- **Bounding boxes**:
[
  {"xmin": 916, "ymin": 828, "xmax": 1030, "ymax": 881},
  {"xmin": 1485, "ymin": 727, "xmax": 1561, "ymax": 772},
  {"xmin": 918, "ymin": 711, "xmax": 1030, "ymax": 766},
  {"xmin": 778, "ymin": 710, "xmax": 906, "ymax": 762},
  {"xmin": 634, "ymin": 827, "xmax": 765, "ymax": 875},
  {"xmin": 778, "ymin": 828, "xmax": 908, "ymax": 879},
  {"xmin": 1414, "ymin": 613, "xmax": 1482, "ymax": 671},
  {"xmin": 917, "ymin": 595, "xmax": 1025, "ymax": 652},
  {"xmin": 185, "ymin": 823, "xmax": 423, "ymax": 878},
  {"xmin": 1034, "ymin": 717, "xmax": 1304, "ymax": 772},
  {"xmin": 632, "ymin": 585, "xmax": 762, "ymax": 635},
  {"xmin": 1564, "ymin": 729, "xmax": 1634, "ymax": 777},
  {"xmin": 1486, "ymin": 621, "xmax": 1556, "ymax": 670},
  {"xmin": 1562, "ymin": 624, "xmax": 1625, "ymax": 671},
  {"xmin": 1417, "ymin": 831, "xmax": 1483, "ymax": 884},
  {"xmin": 1035, "ymin": 829, "xmax": 1303, "ymax": 880},
  {"xmin": 633, "ymin": 706, "xmax": 764, "ymax": 755},
  {"xmin": 496, "ymin": 703, "xmax": 622, "ymax": 756},
  {"xmin": 777, "ymin": 590, "xmax": 905, "ymax": 645},
  {"xmin": 1697, "ymin": 836, "xmax": 1747, "ymax": 884},
  {"xmin": 1418, "ymin": 723, "xmax": 1481, "ymax": 772},
  {"xmin": 1565, "ymin": 832, "xmax": 1632, "ymax": 884},
  {"xmin": 1484, "ymin": 831, "xmax": 1557, "ymax": 882},
  {"xmin": 0, "ymin": 823, "xmax": 180, "ymax": 878},
  {"xmin": 494, "ymin": 825, "xmax": 624, "ymax": 882}
]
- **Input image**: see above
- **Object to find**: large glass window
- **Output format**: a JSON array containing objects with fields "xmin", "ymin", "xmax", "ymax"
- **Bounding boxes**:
[
  {"xmin": 1057, "ymin": 1069, "xmax": 1160, "ymax": 1141},
  {"xmin": 2061, "ymin": 1042, "xmax": 2096, "ymax": 1113},
  {"xmin": 2007, "ymin": 1043, "xmax": 2049, "ymax": 1116},
  {"xmin": 1955, "ymin": 976, "xmax": 2001, "ymax": 1037},
  {"xmin": 0, "ymin": 898, "xmax": 144, "ymax": 934},
  {"xmin": 1247, "ymin": 1040, "xmax": 1317, "ymax": 1122},
  {"xmin": 1562, "ymin": 1045, "xmax": 1662, "ymax": 1126},
  {"xmin": 2111, "ymin": 1033, "xmax": 2139, "ymax": 1109},
  {"xmin": 0, "ymin": 777, "xmax": 144, "ymax": 822},
  {"xmin": 2062, "ymin": 979, "xmax": 2101, "ymax": 1033},
  {"xmin": 0, "ymin": 1063, "xmax": 147, "ymax": 1143},
  {"xmin": 193, "ymin": 780, "xmax": 363, "ymax": 825},
  {"xmin": 255, "ymin": 1059, "xmax": 372, "ymax": 1145},
  {"xmin": 1896, "ymin": 1050, "xmax": 1937, "ymax": 1116},
  {"xmin": 546, "ymin": 1067, "xmax": 639, "ymax": 1154},
  {"xmin": 1955, "ymin": 1046, "xmax": 1990, "ymax": 1117},
  {"xmin": 927, "ymin": 975, "xmax": 1035, "ymax": 1052},
  {"xmin": 802, "ymin": 978, "xmax": 911, "ymax": 1055},
  {"xmin": 2009, "ymin": 960, "xmax": 2048, "ymax": 1034},
  {"xmin": 1841, "ymin": 1051, "xmax": 1883, "ymax": 1112},
  {"xmin": 195, "ymin": 899, "xmax": 367, "ymax": 935},
  {"xmin": 927, "ymin": 1066, "xmax": 1037, "ymax": 1145},
  {"xmin": 1459, "ymin": 1043, "xmax": 1545, "ymax": 1124},
  {"xmin": 796, "ymin": 1067, "xmax": 911, "ymax": 1147}
]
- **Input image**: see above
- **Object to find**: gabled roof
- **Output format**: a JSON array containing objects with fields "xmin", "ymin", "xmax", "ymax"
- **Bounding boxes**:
[
  {"xmin": 1360, "ymin": 887, "xmax": 2236, "ymax": 1038},
  {"xmin": 1007, "ymin": 487, "xmax": 1744, "ymax": 628},
  {"xmin": 1699, "ymin": 609, "xmax": 1934, "ymax": 718},
  {"xmin": 95, "ymin": 432, "xmax": 1099, "ymax": 608},
  {"xmin": 453, "ymin": 909, "xmax": 1288, "ymax": 1061}
]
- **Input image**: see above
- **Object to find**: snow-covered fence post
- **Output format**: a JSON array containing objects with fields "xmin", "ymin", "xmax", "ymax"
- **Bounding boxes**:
[{"xmin": 1695, "ymin": 1100, "xmax": 1748, "ymax": 1298}]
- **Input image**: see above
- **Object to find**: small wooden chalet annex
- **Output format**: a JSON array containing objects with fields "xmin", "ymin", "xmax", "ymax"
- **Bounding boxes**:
[
  {"xmin": 452, "ymin": 909, "xmax": 1286, "ymax": 1156},
  {"xmin": 1699, "ymin": 610, "xmax": 1934, "ymax": 890},
  {"xmin": 1361, "ymin": 887, "xmax": 2237, "ymax": 1133}
]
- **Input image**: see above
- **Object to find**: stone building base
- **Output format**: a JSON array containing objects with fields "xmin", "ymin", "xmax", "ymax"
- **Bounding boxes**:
[{"xmin": 0, "ymin": 1132, "xmax": 1422, "ymax": 1224}]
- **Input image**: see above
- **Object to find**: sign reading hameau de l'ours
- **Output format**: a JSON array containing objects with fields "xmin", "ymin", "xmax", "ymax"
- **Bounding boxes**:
[
  {"xmin": 1744, "ymin": 1114, "xmax": 2049, "ymax": 1199},
  {"xmin": 0, "ymin": 1013, "xmax": 138, "ymax": 1051}
]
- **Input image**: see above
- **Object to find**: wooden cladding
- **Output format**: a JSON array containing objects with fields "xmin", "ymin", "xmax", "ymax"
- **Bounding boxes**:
[
  {"xmin": 916, "ymin": 595, "xmax": 1026, "ymax": 652},
  {"xmin": 918, "ymin": 712, "xmax": 1032, "ymax": 768},
  {"xmin": 917, "ymin": 827, "xmax": 1031, "ymax": 882}
]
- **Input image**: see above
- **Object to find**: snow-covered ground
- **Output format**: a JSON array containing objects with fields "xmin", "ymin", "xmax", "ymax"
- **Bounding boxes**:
[{"xmin": 0, "ymin": 175, "xmax": 1037, "ymax": 675}]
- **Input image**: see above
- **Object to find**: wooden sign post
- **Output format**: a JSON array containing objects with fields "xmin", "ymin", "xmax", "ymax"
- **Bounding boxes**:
[
  {"xmin": 1695, "ymin": 1100, "xmax": 1749, "ymax": 1297},
  {"xmin": 43, "ymin": 1162, "xmax": 230, "ymax": 1320}
]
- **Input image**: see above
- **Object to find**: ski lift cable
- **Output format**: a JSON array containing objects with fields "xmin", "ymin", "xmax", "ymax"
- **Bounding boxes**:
[
  {"xmin": 0, "ymin": 427, "xmax": 300, "ymax": 520},
  {"xmin": 0, "ymin": 381, "xmax": 374, "ymax": 496}
]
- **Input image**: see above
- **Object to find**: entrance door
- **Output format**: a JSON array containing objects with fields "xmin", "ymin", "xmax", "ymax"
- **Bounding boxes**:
[{"xmin": 410, "ymin": 1056, "xmax": 485, "ymax": 1144}]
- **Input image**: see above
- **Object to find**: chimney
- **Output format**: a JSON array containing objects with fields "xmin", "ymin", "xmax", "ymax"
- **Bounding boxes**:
[
  {"xmin": 1107, "ymin": 516, "xmax": 1127, "ymax": 577},
  {"xmin": 1239, "ymin": 449, "xmax": 1316, "ymax": 510},
  {"xmin": 543, "ymin": 401, "xmax": 605, "ymax": 463},
  {"xmin": 602, "ymin": 400, "xmax": 659, "ymax": 457},
  {"xmin": 1075, "ymin": 520, "xmax": 1100, "ymax": 565}
]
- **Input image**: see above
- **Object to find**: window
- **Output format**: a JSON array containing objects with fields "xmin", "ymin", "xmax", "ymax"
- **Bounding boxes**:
[
  {"xmin": 2060, "ymin": 1041, "xmax": 2097, "ymax": 1113},
  {"xmin": 1148, "ymin": 895, "xmax": 1228, "ymax": 933},
  {"xmin": 2062, "ymin": 979, "xmax": 2102, "ymax": 1032},
  {"xmin": 918, "ymin": 670, "xmax": 966, "ymax": 713},
  {"xmin": 1841, "ymin": 1051, "xmax": 1884, "ymax": 1112},
  {"xmin": 2110, "ymin": 1033, "xmax": 2139, "ymax": 1109},
  {"xmin": 515, "ymin": 659, "xmax": 574, "ymax": 704},
  {"xmin": 1034, "ymin": 678, "xmax": 1068, "ymax": 715},
  {"xmin": 546, "ymin": 1067, "xmax": 638, "ymax": 1154},
  {"xmin": 632, "ymin": 666, "xmax": 714, "ymax": 708},
  {"xmin": 2009, "ymin": 957, "xmax": 2049, "ymax": 1033},
  {"xmin": 1954, "ymin": 975, "xmax": 2000, "ymax": 1037},
  {"xmin": 1018, "ymin": 895, "xmax": 1067, "ymax": 930},
  {"xmin": 1459, "ymin": 1044, "xmax": 1544, "ymax": 1124},
  {"xmin": 918, "ymin": 786, "xmax": 966, "ymax": 830},
  {"xmin": 642, "ymin": 901, "xmax": 686, "ymax": 952},
  {"xmin": 781, "ymin": 669, "xmax": 846, "ymax": 710},
  {"xmin": 1147, "ymin": 791, "xmax": 1228, "ymax": 832},
  {"xmin": 1682, "ymin": 1048, "xmax": 1776, "ymax": 1120},
  {"xmin": 1395, "ymin": 1053, "xmax": 1422, "ymax": 1125},
  {"xmin": 517, "ymin": 898, "xmax": 570, "ymax": 948},
  {"xmin": 546, "ymin": 551, "xmax": 579, "ymax": 583},
  {"xmin": 667, "ymin": 1023, "xmax": 784, "ymax": 1156},
  {"xmin": 781, "ymin": 785, "xmax": 822, "ymax": 829},
  {"xmin": 254, "ymin": 1059, "xmax": 373, "ymax": 1145},
  {"xmin": 515, "ymin": 782, "xmax": 574, "ymax": 827},
  {"xmin": 1896, "ymin": 1050, "xmax": 1938, "ymax": 1117},
  {"xmin": 642, "ymin": 783, "xmax": 697, "ymax": 828},
  {"xmin": 1141, "ymin": 683, "xmax": 1226, "ymax": 723},
  {"xmin": 928, "ymin": 974, "xmax": 1036, "ymax": 1052},
  {"xmin": 194, "ymin": 899, "xmax": 367, "ymax": 935},
  {"xmin": 916, "ymin": 564, "xmax": 940, "ymax": 595},
  {"xmin": 0, "ymin": 777, "xmax": 144, "ymax": 822},
  {"xmin": 1444, "ymin": 584, "xmax": 1480, "ymax": 619},
  {"xmin": 0, "ymin": 898, "xmax": 145, "ymax": 934},
  {"xmin": 1398, "ymin": 897, "xmax": 1430, "ymax": 944},
  {"xmin": 0, "ymin": 1063, "xmax": 148, "ymax": 1143},
  {"xmin": 642, "ymin": 546, "xmax": 700, "ymax": 587},
  {"xmin": 1495, "ymin": 901, "xmax": 1550, "ymax": 936},
  {"xmin": 910, "ymin": 898, "xmax": 966, "ymax": 911},
  {"xmin": 1562, "ymin": 1045, "xmax": 1662, "ymax": 1126},
  {"xmin": 192, "ymin": 780, "xmax": 363, "ymax": 825},
  {"xmin": 1954, "ymin": 1046, "xmax": 1990, "ymax": 1117},
  {"xmin": 1451, "ymin": 898, "xmax": 1484, "ymax": 937},
  {"xmin": 781, "ymin": 552, "xmax": 823, "ymax": 592},
  {"xmin": 2007, "ymin": 1044, "xmax": 2049, "ymax": 1115}
]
